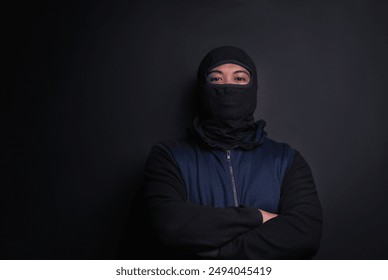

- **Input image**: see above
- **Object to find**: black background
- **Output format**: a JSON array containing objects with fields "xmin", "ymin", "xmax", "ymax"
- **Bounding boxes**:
[{"xmin": 3, "ymin": 0, "xmax": 388, "ymax": 259}]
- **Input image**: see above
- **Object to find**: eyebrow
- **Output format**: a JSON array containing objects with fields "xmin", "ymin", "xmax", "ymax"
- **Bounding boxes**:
[
  {"xmin": 234, "ymin": 70, "xmax": 250, "ymax": 76},
  {"xmin": 207, "ymin": 70, "xmax": 223, "ymax": 75},
  {"xmin": 207, "ymin": 70, "xmax": 250, "ymax": 76}
]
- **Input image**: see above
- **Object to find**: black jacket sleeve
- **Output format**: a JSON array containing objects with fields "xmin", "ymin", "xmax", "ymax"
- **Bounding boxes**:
[
  {"xmin": 218, "ymin": 151, "xmax": 323, "ymax": 259},
  {"xmin": 144, "ymin": 144, "xmax": 262, "ymax": 253}
]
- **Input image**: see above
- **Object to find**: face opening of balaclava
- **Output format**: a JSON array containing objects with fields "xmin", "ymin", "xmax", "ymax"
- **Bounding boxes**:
[{"xmin": 194, "ymin": 46, "xmax": 261, "ymax": 148}]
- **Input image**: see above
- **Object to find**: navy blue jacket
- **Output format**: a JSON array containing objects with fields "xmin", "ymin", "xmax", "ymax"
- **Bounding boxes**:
[
  {"xmin": 161, "ymin": 137, "xmax": 294, "ymax": 213},
  {"xmin": 144, "ymin": 122, "xmax": 322, "ymax": 259}
]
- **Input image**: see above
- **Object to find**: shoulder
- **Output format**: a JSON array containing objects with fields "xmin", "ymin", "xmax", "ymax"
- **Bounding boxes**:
[
  {"xmin": 263, "ymin": 139, "xmax": 314, "ymax": 181},
  {"xmin": 261, "ymin": 137, "xmax": 295, "ymax": 160},
  {"xmin": 155, "ymin": 138, "xmax": 195, "ymax": 155},
  {"xmin": 149, "ymin": 137, "xmax": 202, "ymax": 164}
]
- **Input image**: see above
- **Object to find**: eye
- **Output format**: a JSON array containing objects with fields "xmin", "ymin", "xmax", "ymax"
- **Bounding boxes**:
[
  {"xmin": 207, "ymin": 76, "xmax": 223, "ymax": 83},
  {"xmin": 233, "ymin": 73, "xmax": 250, "ymax": 84},
  {"xmin": 235, "ymin": 77, "xmax": 245, "ymax": 81}
]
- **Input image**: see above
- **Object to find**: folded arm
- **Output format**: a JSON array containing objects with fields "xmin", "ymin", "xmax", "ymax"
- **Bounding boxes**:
[
  {"xmin": 218, "ymin": 151, "xmax": 323, "ymax": 259},
  {"xmin": 144, "ymin": 144, "xmax": 262, "ymax": 253}
]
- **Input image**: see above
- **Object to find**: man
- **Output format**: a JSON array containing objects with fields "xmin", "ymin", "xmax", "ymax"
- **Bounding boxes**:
[{"xmin": 144, "ymin": 46, "xmax": 322, "ymax": 259}]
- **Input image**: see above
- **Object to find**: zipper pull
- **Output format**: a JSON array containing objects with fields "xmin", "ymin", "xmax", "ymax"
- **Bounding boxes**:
[{"xmin": 226, "ymin": 149, "xmax": 231, "ymax": 160}]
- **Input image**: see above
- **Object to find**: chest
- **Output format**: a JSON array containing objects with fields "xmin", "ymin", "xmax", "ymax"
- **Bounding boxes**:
[{"xmin": 170, "ymin": 145, "xmax": 292, "ymax": 213}]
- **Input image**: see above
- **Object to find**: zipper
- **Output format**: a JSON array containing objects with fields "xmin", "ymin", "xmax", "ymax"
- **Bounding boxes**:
[{"xmin": 226, "ymin": 149, "xmax": 239, "ymax": 207}]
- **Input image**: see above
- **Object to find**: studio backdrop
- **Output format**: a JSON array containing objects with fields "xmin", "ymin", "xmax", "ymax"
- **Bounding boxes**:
[{"xmin": 3, "ymin": 0, "xmax": 388, "ymax": 259}]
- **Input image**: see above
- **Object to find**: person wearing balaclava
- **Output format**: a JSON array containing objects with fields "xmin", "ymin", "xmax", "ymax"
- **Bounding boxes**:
[{"xmin": 144, "ymin": 46, "xmax": 322, "ymax": 259}]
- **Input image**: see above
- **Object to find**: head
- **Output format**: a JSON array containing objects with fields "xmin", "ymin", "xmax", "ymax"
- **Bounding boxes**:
[{"xmin": 196, "ymin": 46, "xmax": 258, "ymax": 131}]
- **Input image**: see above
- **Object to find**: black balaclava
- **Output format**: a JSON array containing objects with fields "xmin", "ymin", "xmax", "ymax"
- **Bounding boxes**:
[{"xmin": 193, "ymin": 46, "xmax": 264, "ymax": 149}]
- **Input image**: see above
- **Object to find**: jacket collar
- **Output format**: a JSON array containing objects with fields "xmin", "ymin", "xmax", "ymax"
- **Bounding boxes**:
[{"xmin": 189, "ymin": 117, "xmax": 267, "ymax": 150}]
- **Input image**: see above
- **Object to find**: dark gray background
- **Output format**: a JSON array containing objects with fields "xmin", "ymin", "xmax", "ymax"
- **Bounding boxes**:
[{"xmin": 3, "ymin": 0, "xmax": 388, "ymax": 259}]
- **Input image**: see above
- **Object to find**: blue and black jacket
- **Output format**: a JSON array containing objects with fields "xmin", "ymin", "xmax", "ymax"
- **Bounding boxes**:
[{"xmin": 144, "ymin": 120, "xmax": 322, "ymax": 259}]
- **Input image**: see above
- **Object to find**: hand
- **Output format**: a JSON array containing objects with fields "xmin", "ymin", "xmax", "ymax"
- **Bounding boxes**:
[{"xmin": 258, "ymin": 209, "xmax": 278, "ymax": 223}]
